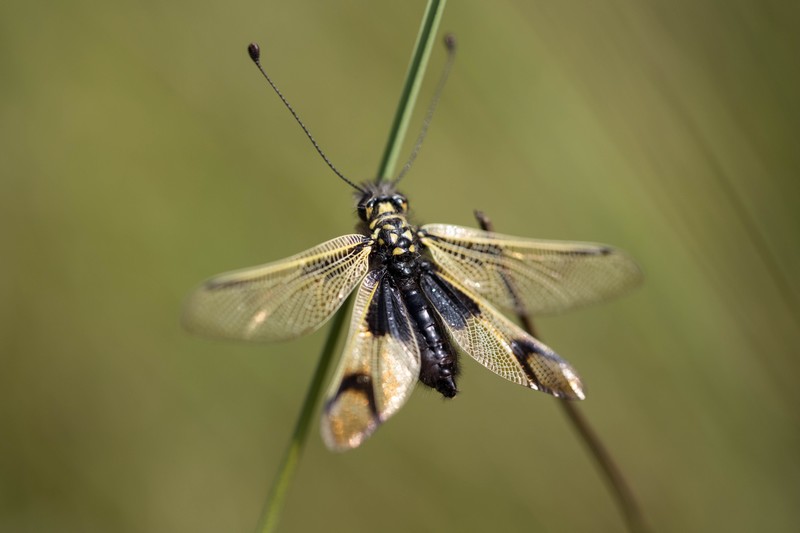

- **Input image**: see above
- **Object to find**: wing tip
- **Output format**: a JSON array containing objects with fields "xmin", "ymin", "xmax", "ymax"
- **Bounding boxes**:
[
  {"xmin": 321, "ymin": 422, "xmax": 377, "ymax": 452},
  {"xmin": 559, "ymin": 362, "xmax": 586, "ymax": 400}
]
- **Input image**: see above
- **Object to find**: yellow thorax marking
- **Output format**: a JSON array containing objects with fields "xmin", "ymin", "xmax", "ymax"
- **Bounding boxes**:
[
  {"xmin": 369, "ymin": 211, "xmax": 408, "ymax": 229},
  {"xmin": 376, "ymin": 202, "xmax": 396, "ymax": 215}
]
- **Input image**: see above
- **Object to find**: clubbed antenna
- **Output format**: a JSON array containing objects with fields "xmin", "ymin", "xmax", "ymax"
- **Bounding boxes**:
[{"xmin": 247, "ymin": 43, "xmax": 365, "ymax": 193}]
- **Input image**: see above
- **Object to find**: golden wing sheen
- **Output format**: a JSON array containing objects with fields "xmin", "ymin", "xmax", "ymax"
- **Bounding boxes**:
[
  {"xmin": 322, "ymin": 269, "xmax": 421, "ymax": 451},
  {"xmin": 419, "ymin": 224, "xmax": 642, "ymax": 316},
  {"xmin": 182, "ymin": 235, "xmax": 371, "ymax": 341},
  {"xmin": 419, "ymin": 267, "xmax": 584, "ymax": 399}
]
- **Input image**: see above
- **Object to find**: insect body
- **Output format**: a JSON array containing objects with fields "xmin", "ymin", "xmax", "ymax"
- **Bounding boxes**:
[
  {"xmin": 360, "ymin": 183, "xmax": 458, "ymax": 399},
  {"xmin": 183, "ymin": 179, "xmax": 640, "ymax": 450},
  {"xmin": 182, "ymin": 39, "xmax": 641, "ymax": 451}
]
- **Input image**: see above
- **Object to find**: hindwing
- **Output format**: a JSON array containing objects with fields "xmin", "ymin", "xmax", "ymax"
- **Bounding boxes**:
[
  {"xmin": 182, "ymin": 235, "xmax": 371, "ymax": 341},
  {"xmin": 322, "ymin": 269, "xmax": 421, "ymax": 451},
  {"xmin": 420, "ymin": 224, "xmax": 641, "ymax": 316},
  {"xmin": 419, "ymin": 266, "xmax": 585, "ymax": 400}
]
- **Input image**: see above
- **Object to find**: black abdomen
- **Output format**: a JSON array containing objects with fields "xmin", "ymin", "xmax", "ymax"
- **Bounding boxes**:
[{"xmin": 399, "ymin": 278, "xmax": 458, "ymax": 398}]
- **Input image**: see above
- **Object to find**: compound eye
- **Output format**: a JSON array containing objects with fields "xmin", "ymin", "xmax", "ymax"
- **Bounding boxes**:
[
  {"xmin": 359, "ymin": 198, "xmax": 376, "ymax": 221},
  {"xmin": 392, "ymin": 195, "xmax": 408, "ymax": 211}
]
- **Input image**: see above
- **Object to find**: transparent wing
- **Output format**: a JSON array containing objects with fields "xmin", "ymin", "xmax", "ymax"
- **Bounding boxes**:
[
  {"xmin": 182, "ymin": 235, "xmax": 371, "ymax": 341},
  {"xmin": 420, "ymin": 266, "xmax": 584, "ymax": 399},
  {"xmin": 420, "ymin": 224, "xmax": 642, "ymax": 316},
  {"xmin": 322, "ymin": 269, "xmax": 421, "ymax": 451}
]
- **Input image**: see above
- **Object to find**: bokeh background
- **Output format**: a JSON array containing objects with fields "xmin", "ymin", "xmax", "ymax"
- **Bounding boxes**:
[{"xmin": 2, "ymin": 1, "xmax": 799, "ymax": 532}]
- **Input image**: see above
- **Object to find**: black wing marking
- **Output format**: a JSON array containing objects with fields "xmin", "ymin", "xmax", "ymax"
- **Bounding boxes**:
[
  {"xmin": 420, "ymin": 224, "xmax": 641, "ymax": 316},
  {"xmin": 420, "ymin": 266, "xmax": 585, "ymax": 399},
  {"xmin": 182, "ymin": 235, "xmax": 372, "ymax": 341},
  {"xmin": 321, "ymin": 269, "xmax": 421, "ymax": 451}
]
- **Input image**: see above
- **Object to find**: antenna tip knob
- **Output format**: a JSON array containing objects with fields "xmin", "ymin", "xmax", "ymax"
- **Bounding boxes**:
[
  {"xmin": 247, "ymin": 42, "xmax": 261, "ymax": 63},
  {"xmin": 443, "ymin": 33, "xmax": 457, "ymax": 52}
]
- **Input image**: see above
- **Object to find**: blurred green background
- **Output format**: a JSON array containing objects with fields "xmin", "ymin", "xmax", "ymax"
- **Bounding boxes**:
[{"xmin": 2, "ymin": 1, "xmax": 799, "ymax": 532}]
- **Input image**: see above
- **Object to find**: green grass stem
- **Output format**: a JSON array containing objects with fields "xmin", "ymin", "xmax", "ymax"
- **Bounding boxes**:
[
  {"xmin": 376, "ymin": 0, "xmax": 447, "ymax": 181},
  {"xmin": 255, "ymin": 2, "xmax": 447, "ymax": 531}
]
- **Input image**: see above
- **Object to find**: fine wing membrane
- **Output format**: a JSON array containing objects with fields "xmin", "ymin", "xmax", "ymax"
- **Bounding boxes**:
[
  {"xmin": 420, "ymin": 267, "xmax": 585, "ymax": 399},
  {"xmin": 420, "ymin": 224, "xmax": 642, "ymax": 316},
  {"xmin": 182, "ymin": 235, "xmax": 371, "ymax": 341},
  {"xmin": 322, "ymin": 269, "xmax": 421, "ymax": 451}
]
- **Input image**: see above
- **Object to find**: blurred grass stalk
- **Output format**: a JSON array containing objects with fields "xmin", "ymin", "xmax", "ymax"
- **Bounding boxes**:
[
  {"xmin": 255, "ymin": 1, "xmax": 447, "ymax": 532},
  {"xmin": 475, "ymin": 211, "xmax": 649, "ymax": 533}
]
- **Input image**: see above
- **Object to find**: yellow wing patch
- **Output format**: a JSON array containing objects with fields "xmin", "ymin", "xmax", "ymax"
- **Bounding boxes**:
[{"xmin": 322, "ymin": 269, "xmax": 421, "ymax": 451}]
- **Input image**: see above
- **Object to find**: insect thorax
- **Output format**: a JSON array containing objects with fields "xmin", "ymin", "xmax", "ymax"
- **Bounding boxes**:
[{"xmin": 358, "ymin": 187, "xmax": 421, "ymax": 277}]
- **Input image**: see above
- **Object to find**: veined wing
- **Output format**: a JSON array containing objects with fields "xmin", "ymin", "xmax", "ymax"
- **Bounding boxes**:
[
  {"xmin": 419, "ymin": 265, "xmax": 584, "ymax": 399},
  {"xmin": 182, "ymin": 235, "xmax": 372, "ymax": 341},
  {"xmin": 419, "ymin": 224, "xmax": 641, "ymax": 316},
  {"xmin": 322, "ymin": 269, "xmax": 421, "ymax": 451}
]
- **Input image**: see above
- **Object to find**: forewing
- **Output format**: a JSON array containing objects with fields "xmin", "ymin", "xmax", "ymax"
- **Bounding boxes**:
[
  {"xmin": 420, "ymin": 224, "xmax": 641, "ymax": 316},
  {"xmin": 182, "ymin": 235, "xmax": 371, "ymax": 341},
  {"xmin": 420, "ymin": 267, "xmax": 585, "ymax": 399},
  {"xmin": 322, "ymin": 269, "xmax": 421, "ymax": 451}
]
